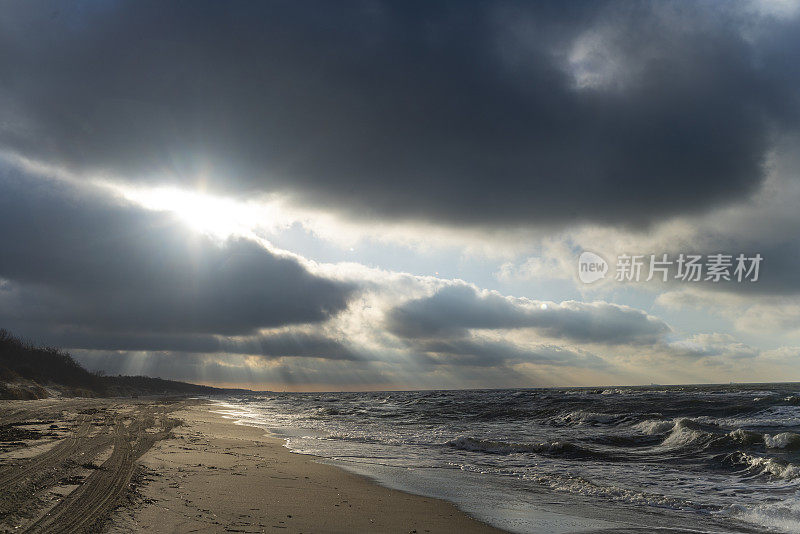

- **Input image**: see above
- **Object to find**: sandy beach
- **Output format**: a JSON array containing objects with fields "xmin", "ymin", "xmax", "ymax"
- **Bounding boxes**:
[{"xmin": 0, "ymin": 398, "xmax": 505, "ymax": 533}]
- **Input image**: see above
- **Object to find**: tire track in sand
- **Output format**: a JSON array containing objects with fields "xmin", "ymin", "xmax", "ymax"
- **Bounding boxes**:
[{"xmin": 26, "ymin": 406, "xmax": 179, "ymax": 533}]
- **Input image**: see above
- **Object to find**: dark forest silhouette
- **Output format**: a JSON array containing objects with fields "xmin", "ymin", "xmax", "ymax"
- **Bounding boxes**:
[{"xmin": 0, "ymin": 329, "xmax": 245, "ymax": 399}]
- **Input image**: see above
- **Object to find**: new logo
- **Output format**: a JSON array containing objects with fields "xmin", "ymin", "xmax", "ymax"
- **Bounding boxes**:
[{"xmin": 578, "ymin": 251, "xmax": 608, "ymax": 284}]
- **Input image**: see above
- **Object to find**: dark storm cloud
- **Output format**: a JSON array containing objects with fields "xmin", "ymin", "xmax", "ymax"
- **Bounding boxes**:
[
  {"xmin": 724, "ymin": 243, "xmax": 800, "ymax": 295},
  {"xmin": 1, "ymin": 1, "xmax": 797, "ymax": 227},
  {"xmin": 386, "ymin": 284, "xmax": 669, "ymax": 344},
  {"xmin": 644, "ymin": 236, "xmax": 800, "ymax": 295},
  {"xmin": 0, "ymin": 167, "xmax": 356, "ymax": 344}
]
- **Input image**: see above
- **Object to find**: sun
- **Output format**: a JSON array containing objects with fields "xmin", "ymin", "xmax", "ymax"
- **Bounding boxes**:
[{"xmin": 115, "ymin": 185, "xmax": 268, "ymax": 238}]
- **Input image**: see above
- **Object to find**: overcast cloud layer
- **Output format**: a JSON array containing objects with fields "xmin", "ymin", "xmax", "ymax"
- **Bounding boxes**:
[
  {"xmin": 2, "ymin": 1, "xmax": 800, "ymax": 389},
  {"xmin": 2, "ymin": 1, "xmax": 799, "ymax": 227}
]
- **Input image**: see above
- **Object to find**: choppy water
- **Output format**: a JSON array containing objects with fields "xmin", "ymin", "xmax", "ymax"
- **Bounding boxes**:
[{"xmin": 213, "ymin": 384, "xmax": 800, "ymax": 533}]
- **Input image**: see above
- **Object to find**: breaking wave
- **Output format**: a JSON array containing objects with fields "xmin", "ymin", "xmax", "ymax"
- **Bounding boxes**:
[
  {"xmin": 445, "ymin": 436, "xmax": 608, "ymax": 460},
  {"xmin": 725, "ymin": 452, "xmax": 800, "ymax": 480}
]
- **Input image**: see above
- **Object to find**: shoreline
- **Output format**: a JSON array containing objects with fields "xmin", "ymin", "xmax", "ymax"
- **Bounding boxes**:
[
  {"xmin": 115, "ymin": 399, "xmax": 507, "ymax": 533},
  {"xmin": 0, "ymin": 395, "xmax": 757, "ymax": 533},
  {"xmin": 0, "ymin": 397, "xmax": 505, "ymax": 533},
  {"xmin": 206, "ymin": 401, "xmax": 629, "ymax": 534}
]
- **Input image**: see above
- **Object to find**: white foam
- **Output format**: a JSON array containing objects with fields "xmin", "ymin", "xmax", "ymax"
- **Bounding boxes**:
[
  {"xmin": 734, "ymin": 452, "xmax": 800, "ymax": 480},
  {"xmin": 765, "ymin": 432, "xmax": 800, "ymax": 449},
  {"xmin": 632, "ymin": 419, "xmax": 674, "ymax": 435},
  {"xmin": 728, "ymin": 428, "xmax": 763, "ymax": 445},
  {"xmin": 553, "ymin": 410, "xmax": 618, "ymax": 425},
  {"xmin": 659, "ymin": 419, "xmax": 710, "ymax": 448},
  {"xmin": 733, "ymin": 499, "xmax": 800, "ymax": 534},
  {"xmin": 522, "ymin": 471, "xmax": 693, "ymax": 512}
]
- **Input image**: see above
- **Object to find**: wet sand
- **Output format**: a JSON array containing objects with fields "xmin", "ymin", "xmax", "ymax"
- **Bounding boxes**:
[{"xmin": 0, "ymin": 398, "xmax": 505, "ymax": 533}]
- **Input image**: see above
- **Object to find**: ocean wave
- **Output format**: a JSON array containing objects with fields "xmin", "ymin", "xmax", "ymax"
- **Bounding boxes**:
[
  {"xmin": 732, "ymin": 499, "xmax": 800, "ymax": 534},
  {"xmin": 549, "ymin": 410, "xmax": 627, "ymax": 426},
  {"xmin": 765, "ymin": 432, "xmax": 800, "ymax": 450},
  {"xmin": 726, "ymin": 452, "xmax": 800, "ymax": 480},
  {"xmin": 521, "ymin": 471, "xmax": 701, "ymax": 512},
  {"xmin": 635, "ymin": 418, "xmax": 769, "ymax": 450},
  {"xmin": 221, "ymin": 387, "xmax": 800, "ymax": 534},
  {"xmin": 717, "ymin": 405, "xmax": 800, "ymax": 428},
  {"xmin": 632, "ymin": 419, "xmax": 674, "ymax": 435},
  {"xmin": 587, "ymin": 433, "xmax": 664, "ymax": 448},
  {"xmin": 727, "ymin": 428, "xmax": 764, "ymax": 446},
  {"xmin": 445, "ymin": 436, "xmax": 605, "ymax": 459},
  {"xmin": 659, "ymin": 418, "xmax": 715, "ymax": 448}
]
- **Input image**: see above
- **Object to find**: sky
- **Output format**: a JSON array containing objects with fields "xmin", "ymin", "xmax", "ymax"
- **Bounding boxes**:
[{"xmin": 2, "ymin": 0, "xmax": 800, "ymax": 391}]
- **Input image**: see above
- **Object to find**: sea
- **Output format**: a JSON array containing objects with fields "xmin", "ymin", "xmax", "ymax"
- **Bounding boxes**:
[{"xmin": 211, "ymin": 384, "xmax": 800, "ymax": 533}]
